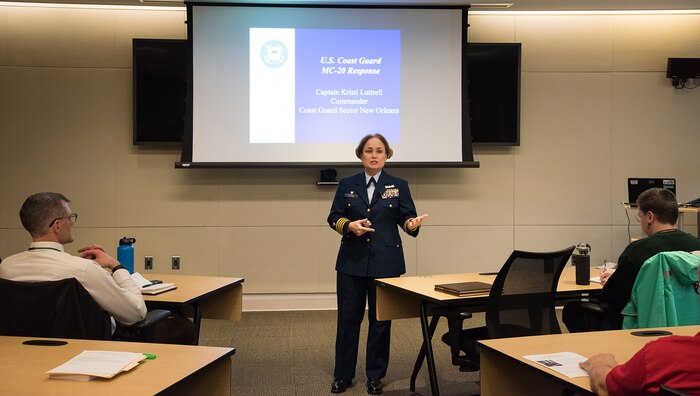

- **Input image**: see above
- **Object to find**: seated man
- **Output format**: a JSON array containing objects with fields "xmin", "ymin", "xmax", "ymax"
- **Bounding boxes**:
[
  {"xmin": 563, "ymin": 188, "xmax": 700, "ymax": 332},
  {"xmin": 0, "ymin": 192, "xmax": 193, "ymax": 343},
  {"xmin": 580, "ymin": 332, "xmax": 700, "ymax": 395}
]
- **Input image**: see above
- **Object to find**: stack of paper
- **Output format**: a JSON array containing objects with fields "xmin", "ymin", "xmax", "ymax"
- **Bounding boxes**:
[
  {"xmin": 47, "ymin": 351, "xmax": 146, "ymax": 381},
  {"xmin": 523, "ymin": 352, "xmax": 588, "ymax": 378},
  {"xmin": 131, "ymin": 272, "xmax": 177, "ymax": 295}
]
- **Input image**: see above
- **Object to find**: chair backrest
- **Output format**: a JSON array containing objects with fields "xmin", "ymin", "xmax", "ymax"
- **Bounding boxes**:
[
  {"xmin": 622, "ymin": 251, "xmax": 700, "ymax": 329},
  {"xmin": 486, "ymin": 245, "xmax": 575, "ymax": 339},
  {"xmin": 0, "ymin": 277, "xmax": 111, "ymax": 340}
]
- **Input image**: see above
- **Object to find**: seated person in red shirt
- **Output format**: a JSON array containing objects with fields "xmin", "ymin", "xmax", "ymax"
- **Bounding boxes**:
[{"xmin": 579, "ymin": 332, "xmax": 700, "ymax": 396}]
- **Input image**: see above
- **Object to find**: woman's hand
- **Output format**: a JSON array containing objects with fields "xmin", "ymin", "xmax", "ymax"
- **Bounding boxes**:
[
  {"xmin": 407, "ymin": 214, "xmax": 429, "ymax": 231},
  {"xmin": 348, "ymin": 218, "xmax": 375, "ymax": 236}
]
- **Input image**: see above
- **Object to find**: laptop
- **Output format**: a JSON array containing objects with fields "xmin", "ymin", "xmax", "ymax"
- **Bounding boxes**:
[{"xmin": 627, "ymin": 178, "xmax": 676, "ymax": 206}]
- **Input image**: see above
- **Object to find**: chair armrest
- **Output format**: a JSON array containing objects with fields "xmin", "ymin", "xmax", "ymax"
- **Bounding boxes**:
[
  {"xmin": 133, "ymin": 309, "xmax": 171, "ymax": 330},
  {"xmin": 579, "ymin": 302, "xmax": 606, "ymax": 315},
  {"xmin": 431, "ymin": 305, "xmax": 473, "ymax": 319}
]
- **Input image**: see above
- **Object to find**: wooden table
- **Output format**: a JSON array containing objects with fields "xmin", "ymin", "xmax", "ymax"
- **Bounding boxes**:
[
  {"xmin": 0, "ymin": 335, "xmax": 235, "ymax": 395},
  {"xmin": 375, "ymin": 267, "xmax": 602, "ymax": 395},
  {"xmin": 142, "ymin": 274, "xmax": 244, "ymax": 344},
  {"xmin": 479, "ymin": 325, "xmax": 700, "ymax": 396}
]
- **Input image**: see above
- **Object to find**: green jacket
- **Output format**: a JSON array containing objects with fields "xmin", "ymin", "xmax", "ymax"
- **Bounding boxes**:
[{"xmin": 621, "ymin": 251, "xmax": 700, "ymax": 329}]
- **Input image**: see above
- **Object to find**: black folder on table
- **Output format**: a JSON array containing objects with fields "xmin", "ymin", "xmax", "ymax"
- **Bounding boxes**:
[{"xmin": 434, "ymin": 281, "xmax": 491, "ymax": 296}]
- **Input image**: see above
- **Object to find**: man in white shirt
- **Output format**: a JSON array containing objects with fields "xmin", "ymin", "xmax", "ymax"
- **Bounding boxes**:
[{"xmin": 0, "ymin": 192, "xmax": 146, "ymax": 332}]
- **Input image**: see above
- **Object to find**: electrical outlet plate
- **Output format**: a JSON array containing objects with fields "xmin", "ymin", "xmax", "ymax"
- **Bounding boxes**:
[
  {"xmin": 172, "ymin": 256, "xmax": 180, "ymax": 270},
  {"xmin": 144, "ymin": 256, "xmax": 153, "ymax": 270}
]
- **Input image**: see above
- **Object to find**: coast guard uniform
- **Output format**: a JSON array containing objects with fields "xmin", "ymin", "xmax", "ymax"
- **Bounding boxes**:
[{"xmin": 327, "ymin": 171, "xmax": 419, "ymax": 381}]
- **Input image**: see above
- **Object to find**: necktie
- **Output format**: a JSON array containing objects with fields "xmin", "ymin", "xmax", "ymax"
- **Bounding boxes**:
[{"xmin": 367, "ymin": 177, "xmax": 376, "ymax": 203}]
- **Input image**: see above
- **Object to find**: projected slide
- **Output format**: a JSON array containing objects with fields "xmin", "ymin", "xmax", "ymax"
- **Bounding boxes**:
[{"xmin": 250, "ymin": 28, "xmax": 400, "ymax": 144}]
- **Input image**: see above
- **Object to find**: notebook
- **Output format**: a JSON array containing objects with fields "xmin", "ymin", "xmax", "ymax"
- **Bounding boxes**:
[
  {"xmin": 130, "ymin": 272, "xmax": 177, "ymax": 295},
  {"xmin": 627, "ymin": 178, "xmax": 676, "ymax": 206},
  {"xmin": 434, "ymin": 281, "xmax": 491, "ymax": 296}
]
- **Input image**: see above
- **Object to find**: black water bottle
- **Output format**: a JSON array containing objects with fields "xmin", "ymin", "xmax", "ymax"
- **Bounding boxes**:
[{"xmin": 572, "ymin": 243, "xmax": 591, "ymax": 285}]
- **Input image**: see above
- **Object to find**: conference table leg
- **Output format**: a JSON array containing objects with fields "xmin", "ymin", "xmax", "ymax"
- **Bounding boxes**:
[
  {"xmin": 409, "ymin": 309, "xmax": 441, "ymax": 393},
  {"xmin": 192, "ymin": 301, "xmax": 202, "ymax": 345},
  {"xmin": 415, "ymin": 300, "xmax": 440, "ymax": 395}
]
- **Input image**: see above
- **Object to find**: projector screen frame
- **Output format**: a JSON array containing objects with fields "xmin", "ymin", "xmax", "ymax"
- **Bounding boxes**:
[{"xmin": 178, "ymin": 1, "xmax": 479, "ymax": 169}]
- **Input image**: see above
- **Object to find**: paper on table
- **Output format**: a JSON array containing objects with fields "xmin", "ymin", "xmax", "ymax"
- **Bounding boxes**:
[
  {"xmin": 522, "ymin": 352, "xmax": 589, "ymax": 378},
  {"xmin": 590, "ymin": 276, "xmax": 602, "ymax": 283},
  {"xmin": 47, "ymin": 350, "xmax": 146, "ymax": 381}
]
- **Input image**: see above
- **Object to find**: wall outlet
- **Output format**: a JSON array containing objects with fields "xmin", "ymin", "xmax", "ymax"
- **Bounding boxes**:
[
  {"xmin": 172, "ymin": 256, "xmax": 180, "ymax": 270},
  {"xmin": 144, "ymin": 256, "xmax": 153, "ymax": 270}
]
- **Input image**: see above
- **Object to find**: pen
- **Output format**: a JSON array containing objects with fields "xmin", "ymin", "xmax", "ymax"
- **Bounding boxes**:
[
  {"xmin": 142, "ymin": 280, "xmax": 163, "ymax": 288},
  {"xmin": 143, "ymin": 353, "xmax": 157, "ymax": 359}
]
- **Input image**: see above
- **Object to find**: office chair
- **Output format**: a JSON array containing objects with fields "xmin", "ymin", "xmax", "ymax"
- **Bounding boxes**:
[
  {"xmin": 0, "ymin": 277, "xmax": 170, "ymax": 341},
  {"xmin": 578, "ymin": 251, "xmax": 700, "ymax": 331},
  {"xmin": 440, "ymin": 245, "xmax": 575, "ymax": 370},
  {"xmin": 621, "ymin": 251, "xmax": 700, "ymax": 329}
]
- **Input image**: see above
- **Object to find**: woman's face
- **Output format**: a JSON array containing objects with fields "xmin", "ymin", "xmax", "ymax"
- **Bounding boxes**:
[{"xmin": 361, "ymin": 137, "xmax": 387, "ymax": 175}]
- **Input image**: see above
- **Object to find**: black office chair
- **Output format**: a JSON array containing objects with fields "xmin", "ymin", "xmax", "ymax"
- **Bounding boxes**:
[
  {"xmin": 574, "ymin": 251, "xmax": 700, "ymax": 332},
  {"xmin": 0, "ymin": 278, "xmax": 170, "ymax": 341},
  {"xmin": 440, "ymin": 245, "xmax": 576, "ymax": 370}
]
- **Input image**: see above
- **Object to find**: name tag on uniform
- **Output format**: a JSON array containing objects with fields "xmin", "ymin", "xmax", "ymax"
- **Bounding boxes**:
[{"xmin": 344, "ymin": 191, "xmax": 358, "ymax": 198}]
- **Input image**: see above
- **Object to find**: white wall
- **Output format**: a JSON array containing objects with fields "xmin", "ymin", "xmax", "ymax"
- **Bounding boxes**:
[{"xmin": 1, "ymin": 5, "xmax": 699, "ymax": 299}]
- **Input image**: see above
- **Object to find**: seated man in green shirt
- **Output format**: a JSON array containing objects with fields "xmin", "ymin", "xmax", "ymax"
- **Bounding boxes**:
[{"xmin": 563, "ymin": 188, "xmax": 700, "ymax": 332}]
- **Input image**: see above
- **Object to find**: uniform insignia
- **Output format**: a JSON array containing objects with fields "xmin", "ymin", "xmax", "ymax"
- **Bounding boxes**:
[
  {"xmin": 344, "ymin": 192, "xmax": 358, "ymax": 198},
  {"xmin": 381, "ymin": 188, "xmax": 399, "ymax": 199}
]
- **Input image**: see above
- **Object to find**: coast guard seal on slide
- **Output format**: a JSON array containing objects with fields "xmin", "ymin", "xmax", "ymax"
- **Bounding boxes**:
[{"xmin": 260, "ymin": 40, "xmax": 288, "ymax": 68}]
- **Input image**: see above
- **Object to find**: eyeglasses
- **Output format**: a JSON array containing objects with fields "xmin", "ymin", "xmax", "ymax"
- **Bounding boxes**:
[
  {"xmin": 49, "ymin": 213, "xmax": 78, "ymax": 227},
  {"xmin": 635, "ymin": 211, "xmax": 653, "ymax": 223}
]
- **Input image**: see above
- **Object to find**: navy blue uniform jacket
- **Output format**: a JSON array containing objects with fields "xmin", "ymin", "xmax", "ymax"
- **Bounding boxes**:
[{"xmin": 328, "ymin": 171, "xmax": 419, "ymax": 278}]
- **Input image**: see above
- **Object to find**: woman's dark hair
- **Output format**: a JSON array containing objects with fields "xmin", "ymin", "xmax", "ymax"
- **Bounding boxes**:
[{"xmin": 355, "ymin": 133, "xmax": 393, "ymax": 159}]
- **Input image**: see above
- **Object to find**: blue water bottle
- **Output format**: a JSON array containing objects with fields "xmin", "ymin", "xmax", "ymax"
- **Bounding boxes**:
[{"xmin": 117, "ymin": 237, "xmax": 136, "ymax": 274}]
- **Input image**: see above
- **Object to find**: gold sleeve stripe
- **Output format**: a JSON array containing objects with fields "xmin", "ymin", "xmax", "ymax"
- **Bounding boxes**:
[
  {"xmin": 335, "ymin": 218, "xmax": 349, "ymax": 234},
  {"xmin": 403, "ymin": 218, "xmax": 416, "ymax": 233}
]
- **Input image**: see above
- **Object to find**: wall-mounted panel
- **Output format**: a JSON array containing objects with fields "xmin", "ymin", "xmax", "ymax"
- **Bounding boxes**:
[
  {"xmin": 515, "ymin": 72, "xmax": 613, "ymax": 225},
  {"xmin": 413, "ymin": 155, "xmax": 514, "ymax": 226},
  {"xmin": 0, "ymin": 229, "xmax": 31, "ymax": 260},
  {"xmin": 613, "ymin": 14, "xmax": 700, "ymax": 72},
  {"xmin": 115, "ymin": 8, "xmax": 186, "ymax": 69},
  {"xmin": 416, "ymin": 225, "xmax": 513, "ymax": 275},
  {"xmin": 114, "ymin": 154, "xmax": 222, "ymax": 227},
  {"xmin": 7, "ymin": 6, "xmax": 116, "ymax": 67},
  {"xmin": 116, "ymin": 226, "xmax": 219, "ymax": 275},
  {"xmin": 2, "ymin": 67, "xmax": 126, "ymax": 227},
  {"xmin": 514, "ymin": 225, "xmax": 613, "ymax": 267},
  {"xmin": 0, "ymin": 67, "xmax": 7, "ymax": 230},
  {"xmin": 0, "ymin": 6, "xmax": 7, "ymax": 65},
  {"xmin": 218, "ymin": 168, "xmax": 323, "ymax": 227},
  {"xmin": 610, "ymin": 72, "xmax": 700, "ymax": 224},
  {"xmin": 468, "ymin": 14, "xmax": 516, "ymax": 42},
  {"xmin": 218, "ymin": 226, "xmax": 331, "ymax": 293},
  {"xmin": 517, "ymin": 15, "xmax": 614, "ymax": 72}
]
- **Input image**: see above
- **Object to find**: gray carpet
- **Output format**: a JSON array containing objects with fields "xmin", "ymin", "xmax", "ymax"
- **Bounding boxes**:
[{"xmin": 199, "ymin": 310, "xmax": 483, "ymax": 395}]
